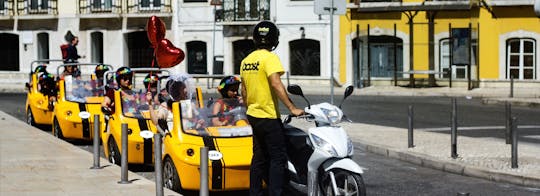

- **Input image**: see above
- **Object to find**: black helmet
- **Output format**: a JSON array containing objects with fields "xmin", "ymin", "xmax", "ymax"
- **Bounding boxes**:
[
  {"xmin": 38, "ymin": 73, "xmax": 55, "ymax": 89},
  {"xmin": 95, "ymin": 64, "xmax": 109, "ymax": 78},
  {"xmin": 253, "ymin": 21, "xmax": 280, "ymax": 50},
  {"xmin": 217, "ymin": 76, "xmax": 241, "ymax": 98},
  {"xmin": 34, "ymin": 65, "xmax": 47, "ymax": 74},
  {"xmin": 115, "ymin": 67, "xmax": 133, "ymax": 84},
  {"xmin": 143, "ymin": 73, "xmax": 159, "ymax": 88}
]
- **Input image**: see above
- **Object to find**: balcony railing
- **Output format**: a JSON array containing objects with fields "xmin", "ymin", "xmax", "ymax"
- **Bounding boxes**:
[
  {"xmin": 126, "ymin": 0, "xmax": 171, "ymax": 13},
  {"xmin": 222, "ymin": 0, "xmax": 270, "ymax": 22},
  {"xmin": 0, "ymin": 0, "xmax": 14, "ymax": 16},
  {"xmin": 79, "ymin": 0, "xmax": 122, "ymax": 14},
  {"xmin": 17, "ymin": 0, "xmax": 57, "ymax": 15}
]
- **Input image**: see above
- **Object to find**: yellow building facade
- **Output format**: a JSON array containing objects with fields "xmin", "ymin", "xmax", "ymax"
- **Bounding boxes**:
[{"xmin": 340, "ymin": 0, "xmax": 540, "ymax": 88}]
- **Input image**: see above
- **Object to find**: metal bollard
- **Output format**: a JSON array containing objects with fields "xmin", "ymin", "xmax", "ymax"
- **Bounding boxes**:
[
  {"xmin": 451, "ymin": 98, "xmax": 458, "ymax": 159},
  {"xmin": 510, "ymin": 75, "xmax": 514, "ymax": 98},
  {"xmin": 118, "ymin": 123, "xmax": 130, "ymax": 184},
  {"xmin": 90, "ymin": 114, "xmax": 101, "ymax": 169},
  {"xmin": 154, "ymin": 133, "xmax": 164, "ymax": 196},
  {"xmin": 200, "ymin": 147, "xmax": 209, "ymax": 196},
  {"xmin": 408, "ymin": 105, "xmax": 414, "ymax": 148},
  {"xmin": 511, "ymin": 117, "xmax": 518, "ymax": 168},
  {"xmin": 505, "ymin": 102, "xmax": 512, "ymax": 144},
  {"xmin": 457, "ymin": 192, "xmax": 470, "ymax": 196}
]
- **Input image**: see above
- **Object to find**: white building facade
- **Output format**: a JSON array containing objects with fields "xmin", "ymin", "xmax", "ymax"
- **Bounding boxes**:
[{"xmin": 0, "ymin": 0, "xmax": 336, "ymax": 91}]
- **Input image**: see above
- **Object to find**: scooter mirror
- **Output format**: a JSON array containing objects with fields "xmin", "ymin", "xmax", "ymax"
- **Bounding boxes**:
[
  {"xmin": 344, "ymin": 85, "xmax": 354, "ymax": 99},
  {"xmin": 287, "ymin": 84, "xmax": 304, "ymax": 96},
  {"xmin": 339, "ymin": 85, "xmax": 354, "ymax": 109}
]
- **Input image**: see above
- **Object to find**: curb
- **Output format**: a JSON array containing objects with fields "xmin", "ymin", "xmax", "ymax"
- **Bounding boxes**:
[
  {"xmin": 482, "ymin": 98, "xmax": 540, "ymax": 108},
  {"xmin": 355, "ymin": 141, "xmax": 540, "ymax": 188}
]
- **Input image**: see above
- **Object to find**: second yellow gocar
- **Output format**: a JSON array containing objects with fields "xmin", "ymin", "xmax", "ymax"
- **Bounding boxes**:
[{"xmin": 52, "ymin": 63, "xmax": 113, "ymax": 141}]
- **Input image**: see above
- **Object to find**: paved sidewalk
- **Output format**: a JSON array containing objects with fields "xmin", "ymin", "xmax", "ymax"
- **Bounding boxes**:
[
  {"xmin": 287, "ymin": 119, "xmax": 540, "ymax": 188},
  {"xmin": 0, "ymin": 111, "xmax": 180, "ymax": 196}
]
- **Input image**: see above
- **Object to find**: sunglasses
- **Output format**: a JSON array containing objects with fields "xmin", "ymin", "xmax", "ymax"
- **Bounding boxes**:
[{"xmin": 119, "ymin": 75, "xmax": 131, "ymax": 81}]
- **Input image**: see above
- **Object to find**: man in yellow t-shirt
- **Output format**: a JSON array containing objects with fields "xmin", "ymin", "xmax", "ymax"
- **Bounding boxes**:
[{"xmin": 240, "ymin": 21, "xmax": 304, "ymax": 196}]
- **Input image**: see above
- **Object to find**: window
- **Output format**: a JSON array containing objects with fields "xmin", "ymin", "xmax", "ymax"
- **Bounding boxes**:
[
  {"xmin": 507, "ymin": 38, "xmax": 536, "ymax": 79},
  {"xmin": 91, "ymin": 32, "xmax": 103, "ymax": 63},
  {"xmin": 141, "ymin": 0, "xmax": 161, "ymax": 10},
  {"xmin": 289, "ymin": 39, "xmax": 320, "ymax": 76},
  {"xmin": 126, "ymin": 31, "xmax": 153, "ymax": 68},
  {"xmin": 37, "ymin": 33, "xmax": 49, "ymax": 61},
  {"xmin": 440, "ymin": 39, "xmax": 467, "ymax": 79},
  {"xmin": 0, "ymin": 33, "xmax": 19, "ymax": 71},
  {"xmin": 186, "ymin": 41, "xmax": 207, "ymax": 74},
  {"xmin": 232, "ymin": 39, "xmax": 254, "ymax": 74},
  {"xmin": 92, "ymin": 0, "xmax": 112, "ymax": 11},
  {"xmin": 30, "ymin": 0, "xmax": 48, "ymax": 10}
]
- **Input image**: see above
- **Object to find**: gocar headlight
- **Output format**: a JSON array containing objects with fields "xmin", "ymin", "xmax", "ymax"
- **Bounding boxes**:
[{"xmin": 311, "ymin": 134, "xmax": 338, "ymax": 157}]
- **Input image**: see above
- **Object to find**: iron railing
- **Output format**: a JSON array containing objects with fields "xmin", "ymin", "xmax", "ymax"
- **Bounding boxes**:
[
  {"xmin": 17, "ymin": 0, "xmax": 57, "ymax": 15},
  {"xmin": 0, "ymin": 0, "xmax": 14, "ymax": 16},
  {"xmin": 222, "ymin": 0, "xmax": 270, "ymax": 22},
  {"xmin": 79, "ymin": 0, "xmax": 122, "ymax": 14},
  {"xmin": 126, "ymin": 0, "xmax": 171, "ymax": 13}
]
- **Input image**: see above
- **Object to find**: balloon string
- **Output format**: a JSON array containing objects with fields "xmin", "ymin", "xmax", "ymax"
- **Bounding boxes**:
[{"xmin": 147, "ymin": 48, "xmax": 157, "ymax": 92}]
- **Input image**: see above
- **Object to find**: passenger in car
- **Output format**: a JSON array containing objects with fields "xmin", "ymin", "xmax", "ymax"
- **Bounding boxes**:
[{"xmin": 212, "ymin": 75, "xmax": 244, "ymax": 126}]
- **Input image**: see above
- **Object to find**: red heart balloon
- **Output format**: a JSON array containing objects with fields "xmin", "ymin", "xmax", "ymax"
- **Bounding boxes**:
[
  {"xmin": 156, "ymin": 39, "xmax": 185, "ymax": 68},
  {"xmin": 147, "ymin": 16, "xmax": 166, "ymax": 48}
]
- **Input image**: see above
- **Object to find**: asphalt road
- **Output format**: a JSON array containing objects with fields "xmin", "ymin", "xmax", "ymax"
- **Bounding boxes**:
[{"xmin": 2, "ymin": 92, "xmax": 539, "ymax": 195}]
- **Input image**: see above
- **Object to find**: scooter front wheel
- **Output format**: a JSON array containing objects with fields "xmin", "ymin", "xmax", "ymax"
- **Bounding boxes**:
[{"xmin": 320, "ymin": 169, "xmax": 366, "ymax": 196}]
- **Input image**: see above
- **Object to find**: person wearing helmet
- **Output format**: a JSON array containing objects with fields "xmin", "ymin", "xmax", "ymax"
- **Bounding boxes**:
[
  {"xmin": 240, "ymin": 21, "xmax": 304, "ymax": 196},
  {"xmin": 143, "ymin": 73, "xmax": 160, "ymax": 104},
  {"xmin": 90, "ymin": 64, "xmax": 110, "ymax": 96},
  {"xmin": 38, "ymin": 72, "xmax": 58, "ymax": 111},
  {"xmin": 211, "ymin": 76, "xmax": 243, "ymax": 126},
  {"xmin": 60, "ymin": 64, "xmax": 80, "ymax": 80},
  {"xmin": 94, "ymin": 64, "xmax": 109, "ymax": 85},
  {"xmin": 146, "ymin": 73, "xmax": 203, "ymax": 132},
  {"xmin": 101, "ymin": 66, "xmax": 133, "ymax": 115}
]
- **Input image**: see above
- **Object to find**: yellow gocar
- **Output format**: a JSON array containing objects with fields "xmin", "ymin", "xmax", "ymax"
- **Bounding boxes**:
[
  {"xmin": 163, "ymin": 97, "xmax": 252, "ymax": 193},
  {"xmin": 25, "ymin": 59, "xmax": 64, "ymax": 127},
  {"xmin": 101, "ymin": 68, "xmax": 168, "ymax": 165},
  {"xmin": 52, "ymin": 63, "xmax": 113, "ymax": 141}
]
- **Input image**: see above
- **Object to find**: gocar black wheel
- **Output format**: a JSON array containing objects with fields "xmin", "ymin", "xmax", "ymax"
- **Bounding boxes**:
[
  {"xmin": 107, "ymin": 138, "xmax": 121, "ymax": 165},
  {"xmin": 26, "ymin": 108, "xmax": 36, "ymax": 126},
  {"xmin": 53, "ymin": 118, "xmax": 64, "ymax": 139},
  {"xmin": 163, "ymin": 157, "xmax": 182, "ymax": 193}
]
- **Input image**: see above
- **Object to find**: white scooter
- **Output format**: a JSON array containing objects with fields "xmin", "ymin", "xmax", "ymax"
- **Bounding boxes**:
[{"xmin": 284, "ymin": 84, "xmax": 366, "ymax": 196}]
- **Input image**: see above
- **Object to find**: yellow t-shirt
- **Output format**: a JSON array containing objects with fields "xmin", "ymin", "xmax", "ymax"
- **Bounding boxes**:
[{"xmin": 240, "ymin": 49, "xmax": 284, "ymax": 119}]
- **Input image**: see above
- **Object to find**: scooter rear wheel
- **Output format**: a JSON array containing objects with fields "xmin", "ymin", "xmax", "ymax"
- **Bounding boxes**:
[{"xmin": 320, "ymin": 169, "xmax": 366, "ymax": 196}]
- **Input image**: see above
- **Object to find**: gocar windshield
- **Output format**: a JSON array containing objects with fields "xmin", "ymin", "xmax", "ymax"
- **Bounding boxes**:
[
  {"xmin": 179, "ymin": 98, "xmax": 252, "ymax": 137},
  {"xmin": 120, "ymin": 89, "xmax": 157, "ymax": 119},
  {"xmin": 64, "ymin": 75, "xmax": 105, "ymax": 103}
]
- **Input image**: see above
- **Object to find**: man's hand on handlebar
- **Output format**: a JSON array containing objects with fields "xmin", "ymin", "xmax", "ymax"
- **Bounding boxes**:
[{"xmin": 290, "ymin": 108, "xmax": 304, "ymax": 117}]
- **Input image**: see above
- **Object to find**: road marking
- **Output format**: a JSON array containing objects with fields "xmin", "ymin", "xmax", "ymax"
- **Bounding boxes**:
[{"xmin": 417, "ymin": 125, "xmax": 540, "ymax": 132}]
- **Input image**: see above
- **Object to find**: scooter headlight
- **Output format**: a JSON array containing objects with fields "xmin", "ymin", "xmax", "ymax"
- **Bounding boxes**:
[
  {"xmin": 347, "ymin": 137, "xmax": 354, "ymax": 156},
  {"xmin": 321, "ymin": 108, "xmax": 341, "ymax": 125},
  {"xmin": 311, "ymin": 134, "xmax": 338, "ymax": 157}
]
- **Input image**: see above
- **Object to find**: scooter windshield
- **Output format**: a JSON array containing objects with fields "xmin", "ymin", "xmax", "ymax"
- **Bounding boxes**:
[
  {"xmin": 179, "ymin": 98, "xmax": 252, "ymax": 137},
  {"xmin": 64, "ymin": 75, "xmax": 105, "ymax": 103},
  {"xmin": 120, "ymin": 90, "xmax": 154, "ymax": 119}
]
